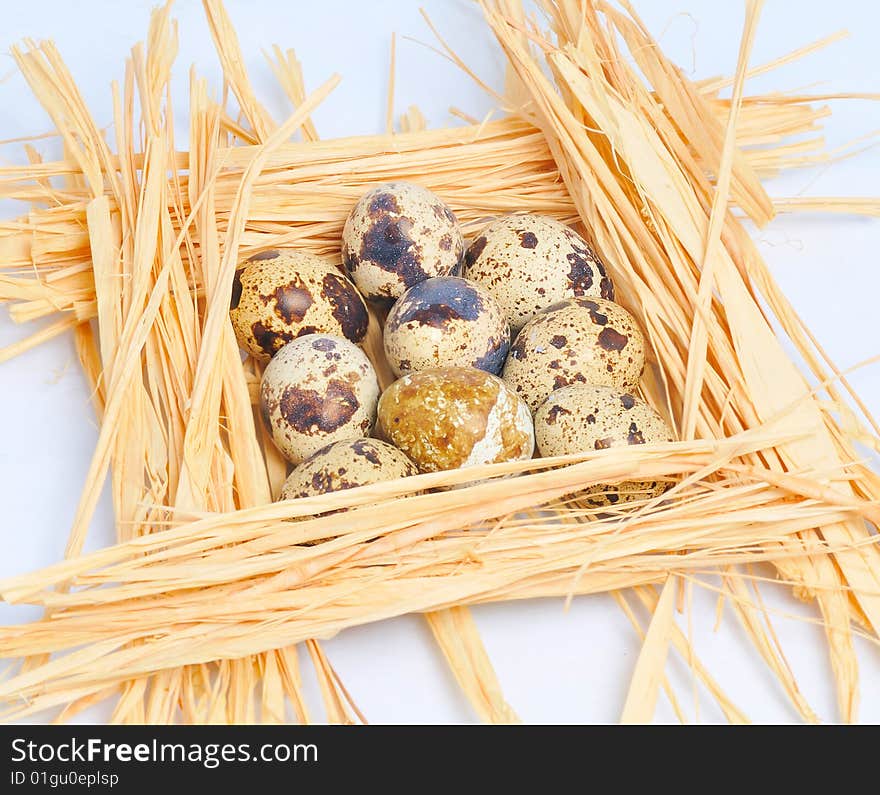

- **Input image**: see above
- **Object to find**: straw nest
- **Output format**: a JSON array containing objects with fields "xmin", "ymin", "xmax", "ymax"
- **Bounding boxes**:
[{"xmin": 0, "ymin": 0, "xmax": 878, "ymax": 724}]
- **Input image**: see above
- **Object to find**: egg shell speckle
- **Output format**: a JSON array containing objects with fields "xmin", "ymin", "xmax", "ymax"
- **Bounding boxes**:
[
  {"xmin": 462, "ymin": 213, "xmax": 614, "ymax": 332},
  {"xmin": 534, "ymin": 384, "xmax": 673, "ymax": 508},
  {"xmin": 384, "ymin": 276, "xmax": 510, "ymax": 377},
  {"xmin": 230, "ymin": 249, "xmax": 369, "ymax": 360},
  {"xmin": 377, "ymin": 366, "xmax": 534, "ymax": 473},
  {"xmin": 260, "ymin": 334, "xmax": 379, "ymax": 464},
  {"xmin": 502, "ymin": 297, "xmax": 646, "ymax": 413},
  {"xmin": 280, "ymin": 438, "xmax": 418, "ymax": 500},
  {"xmin": 342, "ymin": 182, "xmax": 464, "ymax": 305}
]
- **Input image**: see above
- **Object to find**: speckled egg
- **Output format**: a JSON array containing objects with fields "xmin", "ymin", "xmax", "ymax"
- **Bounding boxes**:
[
  {"xmin": 342, "ymin": 182, "xmax": 464, "ymax": 305},
  {"xmin": 462, "ymin": 214, "xmax": 614, "ymax": 332},
  {"xmin": 230, "ymin": 249, "xmax": 369, "ymax": 360},
  {"xmin": 502, "ymin": 297, "xmax": 646, "ymax": 413},
  {"xmin": 260, "ymin": 334, "xmax": 380, "ymax": 464},
  {"xmin": 377, "ymin": 367, "xmax": 534, "ymax": 472},
  {"xmin": 534, "ymin": 384, "xmax": 674, "ymax": 508},
  {"xmin": 280, "ymin": 438, "xmax": 419, "ymax": 499},
  {"xmin": 383, "ymin": 276, "xmax": 510, "ymax": 377}
]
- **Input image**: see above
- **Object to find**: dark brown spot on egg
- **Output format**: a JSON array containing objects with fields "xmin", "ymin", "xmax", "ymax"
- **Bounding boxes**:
[
  {"xmin": 389, "ymin": 277, "xmax": 485, "ymax": 330},
  {"xmin": 252, "ymin": 321, "xmax": 293, "ymax": 355},
  {"xmin": 351, "ymin": 438, "xmax": 381, "ymax": 465},
  {"xmin": 248, "ymin": 249, "xmax": 281, "ymax": 261},
  {"xmin": 570, "ymin": 299, "xmax": 608, "ymax": 325},
  {"xmin": 628, "ymin": 423, "xmax": 646, "ymax": 445},
  {"xmin": 368, "ymin": 191, "xmax": 401, "ymax": 216},
  {"xmin": 439, "ymin": 233, "xmax": 452, "ymax": 251},
  {"xmin": 309, "ymin": 470, "xmax": 336, "ymax": 494},
  {"xmin": 321, "ymin": 273, "xmax": 369, "ymax": 342},
  {"xmin": 230, "ymin": 268, "xmax": 245, "ymax": 310},
  {"xmin": 296, "ymin": 325, "xmax": 319, "ymax": 338},
  {"xmin": 597, "ymin": 260, "xmax": 615, "ymax": 301},
  {"xmin": 431, "ymin": 203, "xmax": 456, "ymax": 224},
  {"xmin": 545, "ymin": 404, "xmax": 571, "ymax": 425},
  {"xmin": 597, "ymin": 327, "xmax": 628, "ymax": 352},
  {"xmin": 620, "ymin": 393, "xmax": 636, "ymax": 409},
  {"xmin": 269, "ymin": 279, "xmax": 313, "ymax": 324},
  {"xmin": 566, "ymin": 243, "xmax": 601, "ymax": 295},
  {"xmin": 550, "ymin": 335, "xmax": 567, "ymax": 349},
  {"xmin": 311, "ymin": 337, "xmax": 337, "ymax": 352},
  {"xmin": 408, "ymin": 304, "xmax": 464, "ymax": 329},
  {"xmin": 594, "ymin": 437, "xmax": 615, "ymax": 450},
  {"xmin": 279, "ymin": 380, "xmax": 360, "ymax": 435},
  {"xmin": 586, "ymin": 413, "xmax": 596, "ymax": 424},
  {"xmin": 360, "ymin": 215, "xmax": 427, "ymax": 288},
  {"xmin": 519, "ymin": 231, "xmax": 538, "ymax": 248},
  {"xmin": 464, "ymin": 235, "xmax": 487, "ymax": 268}
]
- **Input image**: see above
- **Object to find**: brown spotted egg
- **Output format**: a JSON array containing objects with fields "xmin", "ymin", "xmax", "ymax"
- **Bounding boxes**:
[
  {"xmin": 534, "ymin": 384, "xmax": 674, "ymax": 508},
  {"xmin": 230, "ymin": 249, "xmax": 369, "ymax": 360},
  {"xmin": 342, "ymin": 182, "xmax": 464, "ymax": 305},
  {"xmin": 462, "ymin": 214, "xmax": 614, "ymax": 332},
  {"xmin": 377, "ymin": 367, "xmax": 534, "ymax": 473},
  {"xmin": 260, "ymin": 334, "xmax": 380, "ymax": 464},
  {"xmin": 280, "ymin": 438, "xmax": 419, "ymax": 499},
  {"xmin": 384, "ymin": 276, "xmax": 510, "ymax": 377},
  {"xmin": 502, "ymin": 297, "xmax": 645, "ymax": 413}
]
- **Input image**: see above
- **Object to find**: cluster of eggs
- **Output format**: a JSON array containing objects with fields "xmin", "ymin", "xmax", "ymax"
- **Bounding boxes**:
[{"xmin": 230, "ymin": 181, "xmax": 673, "ymax": 510}]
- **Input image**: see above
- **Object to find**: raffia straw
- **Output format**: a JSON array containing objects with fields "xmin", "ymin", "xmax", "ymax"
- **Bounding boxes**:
[
  {"xmin": 472, "ymin": 0, "xmax": 878, "ymax": 721},
  {"xmin": 0, "ymin": 0, "xmax": 878, "ymax": 724},
  {"xmin": 619, "ymin": 576, "xmax": 678, "ymax": 723},
  {"xmin": 611, "ymin": 591, "xmax": 688, "ymax": 724},
  {"xmin": 772, "ymin": 197, "xmax": 880, "ymax": 217},
  {"xmin": 386, "ymin": 32, "xmax": 397, "ymax": 135},
  {"xmin": 681, "ymin": 0, "xmax": 764, "ymax": 440},
  {"xmin": 197, "ymin": 0, "xmax": 359, "ymax": 722},
  {"xmin": 630, "ymin": 586, "xmax": 749, "ymax": 724},
  {"xmin": 425, "ymin": 608, "xmax": 521, "ymax": 724}
]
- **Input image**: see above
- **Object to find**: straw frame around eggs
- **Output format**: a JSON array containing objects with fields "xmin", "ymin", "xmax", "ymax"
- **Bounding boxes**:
[{"xmin": 0, "ymin": 0, "xmax": 878, "ymax": 724}]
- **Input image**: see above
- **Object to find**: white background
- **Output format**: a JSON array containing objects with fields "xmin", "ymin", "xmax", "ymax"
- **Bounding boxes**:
[{"xmin": 1, "ymin": 0, "xmax": 879, "ymax": 724}]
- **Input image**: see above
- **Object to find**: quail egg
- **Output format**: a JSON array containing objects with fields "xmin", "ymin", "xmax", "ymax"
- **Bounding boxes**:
[
  {"xmin": 260, "ymin": 334, "xmax": 380, "ymax": 464},
  {"xmin": 383, "ymin": 276, "xmax": 510, "ymax": 377},
  {"xmin": 534, "ymin": 384, "xmax": 674, "ymax": 508},
  {"xmin": 377, "ymin": 366, "xmax": 534, "ymax": 472},
  {"xmin": 342, "ymin": 182, "xmax": 464, "ymax": 305},
  {"xmin": 502, "ymin": 297, "xmax": 645, "ymax": 413},
  {"xmin": 280, "ymin": 438, "xmax": 419, "ymax": 499},
  {"xmin": 230, "ymin": 249, "xmax": 369, "ymax": 360},
  {"xmin": 462, "ymin": 213, "xmax": 614, "ymax": 332}
]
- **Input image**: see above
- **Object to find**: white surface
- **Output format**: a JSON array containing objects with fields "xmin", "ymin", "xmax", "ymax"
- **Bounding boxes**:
[{"xmin": 2, "ymin": 0, "xmax": 879, "ymax": 724}]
